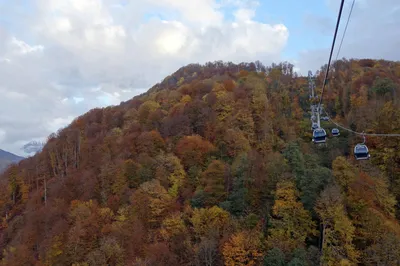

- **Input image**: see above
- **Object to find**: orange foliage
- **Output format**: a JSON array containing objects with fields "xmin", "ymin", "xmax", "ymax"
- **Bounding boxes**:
[{"xmin": 175, "ymin": 135, "xmax": 215, "ymax": 168}]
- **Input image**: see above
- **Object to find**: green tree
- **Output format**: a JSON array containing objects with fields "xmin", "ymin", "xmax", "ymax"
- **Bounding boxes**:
[
  {"xmin": 201, "ymin": 160, "xmax": 227, "ymax": 207},
  {"xmin": 264, "ymin": 248, "xmax": 285, "ymax": 266},
  {"xmin": 372, "ymin": 77, "xmax": 395, "ymax": 96},
  {"xmin": 221, "ymin": 153, "xmax": 250, "ymax": 216}
]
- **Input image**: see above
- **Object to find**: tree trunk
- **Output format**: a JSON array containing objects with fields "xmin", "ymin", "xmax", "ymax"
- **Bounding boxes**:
[{"xmin": 44, "ymin": 177, "xmax": 47, "ymax": 206}]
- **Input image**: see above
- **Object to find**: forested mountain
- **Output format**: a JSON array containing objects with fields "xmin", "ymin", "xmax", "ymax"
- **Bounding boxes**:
[
  {"xmin": 0, "ymin": 59, "xmax": 399, "ymax": 265},
  {"xmin": 0, "ymin": 149, "xmax": 24, "ymax": 173}
]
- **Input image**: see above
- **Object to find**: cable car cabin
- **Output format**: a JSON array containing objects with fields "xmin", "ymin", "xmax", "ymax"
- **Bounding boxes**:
[
  {"xmin": 354, "ymin": 144, "xmax": 370, "ymax": 160},
  {"xmin": 311, "ymin": 123, "xmax": 318, "ymax": 131},
  {"xmin": 331, "ymin": 128, "xmax": 340, "ymax": 137},
  {"xmin": 313, "ymin": 128, "xmax": 327, "ymax": 144}
]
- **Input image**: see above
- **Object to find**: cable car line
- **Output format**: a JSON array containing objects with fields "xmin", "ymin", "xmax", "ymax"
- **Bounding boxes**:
[
  {"xmin": 335, "ymin": 0, "xmax": 355, "ymax": 62},
  {"xmin": 310, "ymin": 0, "xmax": 345, "ymax": 145},
  {"xmin": 317, "ymin": 0, "xmax": 346, "ymax": 110},
  {"xmin": 323, "ymin": 110, "xmax": 400, "ymax": 137}
]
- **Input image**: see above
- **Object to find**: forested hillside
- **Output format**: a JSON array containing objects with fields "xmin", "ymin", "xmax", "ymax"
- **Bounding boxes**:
[{"xmin": 0, "ymin": 59, "xmax": 399, "ymax": 265}]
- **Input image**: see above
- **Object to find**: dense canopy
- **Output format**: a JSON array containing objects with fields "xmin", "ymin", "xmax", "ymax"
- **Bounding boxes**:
[{"xmin": 0, "ymin": 59, "xmax": 399, "ymax": 265}]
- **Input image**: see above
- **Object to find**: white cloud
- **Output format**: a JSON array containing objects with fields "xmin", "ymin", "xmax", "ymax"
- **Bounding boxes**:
[
  {"xmin": 234, "ymin": 8, "xmax": 255, "ymax": 22},
  {"xmin": 0, "ymin": 130, "xmax": 6, "ymax": 144},
  {"xmin": 73, "ymin": 97, "xmax": 84, "ymax": 104},
  {"xmin": 0, "ymin": 0, "xmax": 289, "ymax": 156},
  {"xmin": 10, "ymin": 37, "xmax": 44, "ymax": 55},
  {"xmin": 47, "ymin": 116, "xmax": 76, "ymax": 133}
]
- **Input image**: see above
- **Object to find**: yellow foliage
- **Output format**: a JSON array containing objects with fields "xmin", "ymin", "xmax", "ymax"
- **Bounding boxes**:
[
  {"xmin": 45, "ymin": 235, "xmax": 64, "ymax": 266},
  {"xmin": 191, "ymin": 206, "xmax": 230, "ymax": 237},
  {"xmin": 232, "ymin": 106, "xmax": 255, "ymax": 141},
  {"xmin": 116, "ymin": 206, "xmax": 129, "ymax": 222},
  {"xmin": 222, "ymin": 231, "xmax": 263, "ymax": 266},
  {"xmin": 223, "ymin": 129, "xmax": 251, "ymax": 157},
  {"xmin": 177, "ymin": 77, "xmax": 185, "ymax": 86},
  {"xmin": 133, "ymin": 179, "xmax": 174, "ymax": 228},
  {"xmin": 155, "ymin": 153, "xmax": 186, "ymax": 197},
  {"xmin": 138, "ymin": 100, "xmax": 160, "ymax": 123},
  {"xmin": 180, "ymin": 94, "xmax": 192, "ymax": 104},
  {"xmin": 332, "ymin": 156, "xmax": 357, "ymax": 191},
  {"xmin": 160, "ymin": 213, "xmax": 187, "ymax": 240},
  {"xmin": 213, "ymin": 90, "xmax": 234, "ymax": 122},
  {"xmin": 268, "ymin": 181, "xmax": 316, "ymax": 253},
  {"xmin": 315, "ymin": 185, "xmax": 360, "ymax": 265},
  {"xmin": 20, "ymin": 183, "xmax": 29, "ymax": 203},
  {"xmin": 98, "ymin": 207, "xmax": 114, "ymax": 223}
]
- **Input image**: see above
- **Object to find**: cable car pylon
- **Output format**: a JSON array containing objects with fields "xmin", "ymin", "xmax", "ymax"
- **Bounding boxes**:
[{"xmin": 308, "ymin": 71, "xmax": 327, "ymax": 145}]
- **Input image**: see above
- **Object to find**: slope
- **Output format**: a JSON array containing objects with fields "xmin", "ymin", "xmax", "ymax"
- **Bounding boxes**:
[
  {"xmin": 0, "ymin": 149, "xmax": 24, "ymax": 173},
  {"xmin": 0, "ymin": 59, "xmax": 399, "ymax": 266}
]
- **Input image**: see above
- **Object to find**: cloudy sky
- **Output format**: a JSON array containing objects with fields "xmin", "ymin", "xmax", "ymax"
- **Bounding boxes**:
[{"xmin": 0, "ymin": 0, "xmax": 399, "ymax": 156}]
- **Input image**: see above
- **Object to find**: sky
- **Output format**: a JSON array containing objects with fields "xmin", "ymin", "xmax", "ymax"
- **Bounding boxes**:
[{"xmin": 0, "ymin": 0, "xmax": 399, "ymax": 156}]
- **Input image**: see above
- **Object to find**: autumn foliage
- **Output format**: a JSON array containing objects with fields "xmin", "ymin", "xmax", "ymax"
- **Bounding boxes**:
[{"xmin": 0, "ymin": 59, "xmax": 399, "ymax": 265}]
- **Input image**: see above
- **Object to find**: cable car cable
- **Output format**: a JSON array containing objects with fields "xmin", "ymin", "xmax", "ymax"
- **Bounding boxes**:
[
  {"xmin": 335, "ymin": 0, "xmax": 355, "ymax": 62},
  {"xmin": 323, "ymin": 110, "xmax": 400, "ymax": 137},
  {"xmin": 317, "ymin": 0, "xmax": 345, "ymax": 110}
]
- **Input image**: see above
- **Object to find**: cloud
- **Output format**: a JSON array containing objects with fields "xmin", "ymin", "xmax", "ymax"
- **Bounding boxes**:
[
  {"xmin": 298, "ymin": 0, "xmax": 400, "ymax": 74},
  {"xmin": 0, "ymin": 0, "xmax": 289, "ymax": 156}
]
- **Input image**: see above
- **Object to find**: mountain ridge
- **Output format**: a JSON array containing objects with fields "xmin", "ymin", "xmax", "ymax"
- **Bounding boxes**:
[{"xmin": 0, "ymin": 149, "xmax": 24, "ymax": 173}]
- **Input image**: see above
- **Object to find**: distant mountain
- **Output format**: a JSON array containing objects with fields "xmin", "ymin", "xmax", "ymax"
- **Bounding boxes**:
[
  {"xmin": 22, "ymin": 141, "xmax": 44, "ymax": 154},
  {"xmin": 0, "ymin": 149, "xmax": 24, "ymax": 173}
]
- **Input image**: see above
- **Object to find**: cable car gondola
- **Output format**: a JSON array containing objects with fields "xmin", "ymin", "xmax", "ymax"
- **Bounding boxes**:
[
  {"xmin": 331, "ymin": 128, "xmax": 340, "ymax": 137},
  {"xmin": 354, "ymin": 133, "xmax": 370, "ymax": 160},
  {"xmin": 354, "ymin": 144, "xmax": 370, "ymax": 160},
  {"xmin": 313, "ymin": 128, "xmax": 327, "ymax": 144},
  {"xmin": 311, "ymin": 123, "xmax": 318, "ymax": 131}
]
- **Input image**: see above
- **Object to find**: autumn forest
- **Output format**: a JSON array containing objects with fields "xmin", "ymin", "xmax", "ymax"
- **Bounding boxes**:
[{"xmin": 1, "ymin": 59, "xmax": 400, "ymax": 265}]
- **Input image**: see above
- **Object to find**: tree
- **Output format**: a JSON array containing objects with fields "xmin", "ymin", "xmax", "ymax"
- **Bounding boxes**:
[
  {"xmin": 219, "ymin": 129, "xmax": 250, "ymax": 158},
  {"xmin": 372, "ymin": 77, "xmax": 395, "ymax": 96},
  {"xmin": 123, "ymin": 159, "xmax": 142, "ymax": 188},
  {"xmin": 190, "ymin": 206, "xmax": 230, "ymax": 238},
  {"xmin": 138, "ymin": 100, "xmax": 160, "ymax": 124},
  {"xmin": 263, "ymin": 248, "xmax": 285, "ymax": 266},
  {"xmin": 222, "ymin": 231, "xmax": 263, "ymax": 266},
  {"xmin": 364, "ymin": 232, "xmax": 400, "ymax": 265},
  {"xmin": 160, "ymin": 212, "xmax": 187, "ymax": 241},
  {"xmin": 201, "ymin": 160, "xmax": 228, "ymax": 207},
  {"xmin": 136, "ymin": 130, "xmax": 165, "ymax": 156},
  {"xmin": 195, "ymin": 237, "xmax": 219, "ymax": 266},
  {"xmin": 175, "ymin": 135, "xmax": 215, "ymax": 169},
  {"xmin": 283, "ymin": 142, "xmax": 305, "ymax": 177},
  {"xmin": 315, "ymin": 185, "xmax": 359, "ymax": 265},
  {"xmin": 268, "ymin": 181, "xmax": 317, "ymax": 254},
  {"xmin": 212, "ymin": 84, "xmax": 235, "ymax": 122},
  {"xmin": 155, "ymin": 153, "xmax": 186, "ymax": 197},
  {"xmin": 232, "ymin": 105, "xmax": 255, "ymax": 142},
  {"xmin": 332, "ymin": 156, "xmax": 356, "ymax": 192},
  {"xmin": 131, "ymin": 179, "xmax": 174, "ymax": 229},
  {"xmin": 221, "ymin": 153, "xmax": 250, "ymax": 216}
]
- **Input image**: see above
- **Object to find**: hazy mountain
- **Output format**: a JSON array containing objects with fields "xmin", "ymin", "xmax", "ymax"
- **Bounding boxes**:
[
  {"xmin": 0, "ymin": 149, "xmax": 24, "ymax": 173},
  {"xmin": 22, "ymin": 141, "xmax": 44, "ymax": 154}
]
